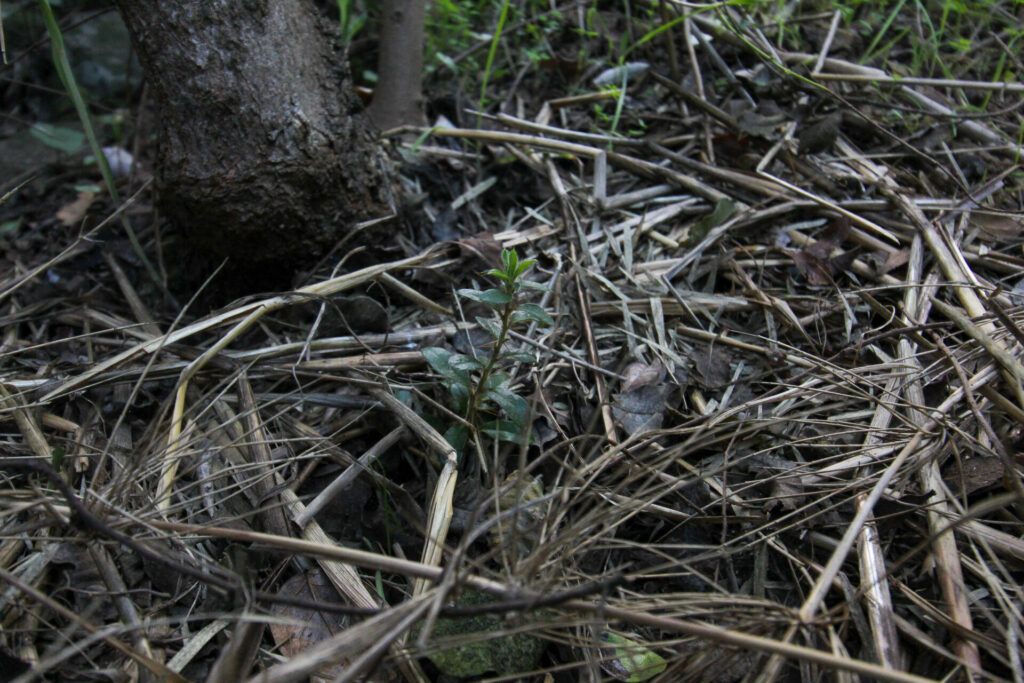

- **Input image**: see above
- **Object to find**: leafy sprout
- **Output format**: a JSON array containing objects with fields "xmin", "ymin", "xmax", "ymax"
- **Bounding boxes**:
[{"xmin": 423, "ymin": 249, "xmax": 553, "ymax": 455}]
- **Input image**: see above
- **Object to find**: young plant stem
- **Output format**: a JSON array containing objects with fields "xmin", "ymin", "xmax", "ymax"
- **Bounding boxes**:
[{"xmin": 466, "ymin": 280, "xmax": 517, "ymax": 428}]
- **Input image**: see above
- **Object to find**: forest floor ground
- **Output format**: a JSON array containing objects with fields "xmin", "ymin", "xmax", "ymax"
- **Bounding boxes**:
[{"xmin": 2, "ymin": 2, "xmax": 1024, "ymax": 681}]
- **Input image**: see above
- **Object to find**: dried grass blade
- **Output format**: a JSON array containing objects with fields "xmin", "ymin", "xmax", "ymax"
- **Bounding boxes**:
[
  {"xmin": 39, "ymin": 249, "xmax": 444, "ymax": 404},
  {"xmin": 369, "ymin": 387, "xmax": 457, "ymax": 598},
  {"xmin": 856, "ymin": 495, "xmax": 903, "ymax": 669}
]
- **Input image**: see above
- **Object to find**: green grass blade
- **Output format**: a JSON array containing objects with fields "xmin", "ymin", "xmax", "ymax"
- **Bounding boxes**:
[
  {"xmin": 860, "ymin": 0, "xmax": 907, "ymax": 65},
  {"xmin": 37, "ymin": 0, "xmax": 165, "ymax": 296},
  {"xmin": 477, "ymin": 0, "xmax": 510, "ymax": 122}
]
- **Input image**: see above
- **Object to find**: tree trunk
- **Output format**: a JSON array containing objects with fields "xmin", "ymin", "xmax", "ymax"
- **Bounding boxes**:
[
  {"xmin": 113, "ymin": 0, "xmax": 393, "ymax": 274},
  {"xmin": 367, "ymin": 0, "xmax": 426, "ymax": 130}
]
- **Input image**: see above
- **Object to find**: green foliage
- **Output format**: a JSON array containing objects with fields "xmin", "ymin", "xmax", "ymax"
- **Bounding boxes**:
[
  {"xmin": 426, "ymin": 0, "xmax": 566, "ymax": 102},
  {"xmin": 599, "ymin": 632, "xmax": 667, "ymax": 682},
  {"xmin": 478, "ymin": 0, "xmax": 510, "ymax": 116},
  {"xmin": 29, "ymin": 122, "xmax": 84, "ymax": 154},
  {"xmin": 36, "ymin": 0, "xmax": 163, "ymax": 292},
  {"xmin": 423, "ymin": 249, "xmax": 552, "ymax": 452},
  {"xmin": 827, "ymin": 0, "xmax": 1017, "ymax": 78},
  {"xmin": 335, "ymin": 0, "xmax": 366, "ymax": 44},
  {"xmin": 50, "ymin": 445, "xmax": 66, "ymax": 469}
]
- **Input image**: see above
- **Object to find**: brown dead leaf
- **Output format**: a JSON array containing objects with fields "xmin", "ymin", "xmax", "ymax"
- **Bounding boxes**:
[
  {"xmin": 804, "ymin": 238, "xmax": 835, "ymax": 262},
  {"xmin": 269, "ymin": 569, "xmax": 349, "ymax": 682},
  {"xmin": 621, "ymin": 359, "xmax": 666, "ymax": 392},
  {"xmin": 768, "ymin": 475, "xmax": 805, "ymax": 512},
  {"xmin": 866, "ymin": 248, "xmax": 909, "ymax": 275},
  {"xmin": 456, "ymin": 231, "xmax": 504, "ymax": 267},
  {"xmin": 943, "ymin": 456, "xmax": 1004, "ymax": 496},
  {"xmin": 790, "ymin": 248, "xmax": 832, "ymax": 286},
  {"xmin": 692, "ymin": 345, "xmax": 731, "ymax": 390},
  {"xmin": 538, "ymin": 54, "xmax": 581, "ymax": 79},
  {"xmin": 750, "ymin": 455, "xmax": 805, "ymax": 512},
  {"xmin": 798, "ymin": 112, "xmax": 842, "ymax": 155},
  {"xmin": 973, "ymin": 212, "xmax": 1024, "ymax": 240},
  {"xmin": 56, "ymin": 191, "xmax": 96, "ymax": 226},
  {"xmin": 612, "ymin": 384, "xmax": 671, "ymax": 436},
  {"xmin": 821, "ymin": 216, "xmax": 851, "ymax": 244},
  {"xmin": 613, "ymin": 358, "xmax": 673, "ymax": 436}
]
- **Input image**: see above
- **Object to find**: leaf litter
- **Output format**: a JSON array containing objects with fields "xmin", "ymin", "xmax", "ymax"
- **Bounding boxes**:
[{"xmin": 2, "ymin": 3, "xmax": 1024, "ymax": 682}]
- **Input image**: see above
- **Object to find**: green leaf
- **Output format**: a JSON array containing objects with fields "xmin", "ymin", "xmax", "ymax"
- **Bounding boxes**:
[
  {"xmin": 690, "ymin": 198, "xmax": 735, "ymax": 243},
  {"xmin": 423, "ymin": 347, "xmax": 469, "ymax": 384},
  {"xmin": 485, "ymin": 386, "xmax": 528, "ymax": 425},
  {"xmin": 448, "ymin": 381, "xmax": 470, "ymax": 414},
  {"xmin": 436, "ymin": 52, "xmax": 457, "ymax": 73},
  {"xmin": 479, "ymin": 419, "xmax": 525, "ymax": 444},
  {"xmin": 502, "ymin": 249, "xmax": 518, "ymax": 275},
  {"xmin": 50, "ymin": 446, "xmax": 66, "ymax": 469},
  {"xmin": 449, "ymin": 354, "xmax": 484, "ymax": 372},
  {"xmin": 459, "ymin": 288, "xmax": 512, "ymax": 306},
  {"xmin": 443, "ymin": 423, "xmax": 469, "ymax": 453},
  {"xmin": 485, "ymin": 268, "xmax": 513, "ymax": 282},
  {"xmin": 475, "ymin": 316, "xmax": 502, "ymax": 340},
  {"xmin": 599, "ymin": 632, "xmax": 667, "ymax": 682},
  {"xmin": 422, "ymin": 346, "xmax": 454, "ymax": 374},
  {"xmin": 511, "ymin": 303, "xmax": 553, "ymax": 326},
  {"xmin": 29, "ymin": 122, "xmax": 84, "ymax": 154},
  {"xmin": 513, "ymin": 258, "xmax": 536, "ymax": 278},
  {"xmin": 483, "ymin": 371, "xmax": 511, "ymax": 389},
  {"xmin": 38, "ymin": 0, "xmax": 164, "ymax": 296}
]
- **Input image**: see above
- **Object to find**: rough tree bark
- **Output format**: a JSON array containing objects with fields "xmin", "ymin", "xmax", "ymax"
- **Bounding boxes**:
[
  {"xmin": 112, "ymin": 0, "xmax": 394, "ymax": 276},
  {"xmin": 367, "ymin": 0, "xmax": 427, "ymax": 130}
]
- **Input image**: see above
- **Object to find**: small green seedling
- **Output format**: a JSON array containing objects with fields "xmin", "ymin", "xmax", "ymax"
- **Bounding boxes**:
[
  {"xmin": 423, "ymin": 249, "xmax": 552, "ymax": 453},
  {"xmin": 599, "ymin": 631, "xmax": 667, "ymax": 682}
]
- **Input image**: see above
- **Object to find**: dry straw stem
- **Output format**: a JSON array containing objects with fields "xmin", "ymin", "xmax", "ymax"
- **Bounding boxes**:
[
  {"xmin": 148, "ymin": 521, "xmax": 933, "ymax": 683},
  {"xmin": 0, "ymin": 384, "xmax": 51, "ymax": 458},
  {"xmin": 369, "ymin": 387, "xmax": 458, "ymax": 599},
  {"xmin": 898, "ymin": 296, "xmax": 982, "ymax": 673},
  {"xmin": 281, "ymin": 488, "xmax": 429, "ymax": 683},
  {"xmin": 9, "ymin": 4, "xmax": 1024, "ymax": 680},
  {"xmin": 37, "ymin": 248, "xmax": 445, "ymax": 404},
  {"xmin": 856, "ymin": 495, "xmax": 903, "ymax": 670},
  {"xmin": 155, "ymin": 382, "xmax": 190, "ymax": 515},
  {"xmin": 0, "ymin": 566, "xmax": 187, "ymax": 683},
  {"xmin": 243, "ymin": 597, "xmax": 434, "ymax": 683},
  {"xmin": 425, "ymin": 125, "xmax": 734, "ymax": 204},
  {"xmin": 294, "ymin": 425, "xmax": 406, "ymax": 527},
  {"xmin": 812, "ymin": 72, "xmax": 1024, "ymax": 93}
]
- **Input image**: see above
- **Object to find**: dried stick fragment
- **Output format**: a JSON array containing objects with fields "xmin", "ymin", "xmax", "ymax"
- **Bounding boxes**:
[
  {"xmin": 0, "ymin": 566, "xmax": 187, "ymax": 683},
  {"xmin": 856, "ymin": 495, "xmax": 903, "ymax": 670},
  {"xmin": 573, "ymin": 257, "xmax": 618, "ymax": 447},
  {"xmin": 369, "ymin": 387, "xmax": 457, "ymax": 599},
  {"xmin": 899, "ymin": 238, "xmax": 983, "ymax": 675},
  {"xmin": 378, "ymin": 271, "xmax": 453, "ymax": 317},
  {"xmin": 102, "ymin": 251, "xmax": 162, "ymax": 339},
  {"xmin": 150, "ymin": 519, "xmax": 936, "ymax": 682},
  {"xmin": 155, "ymin": 383, "xmax": 190, "ymax": 515},
  {"xmin": 294, "ymin": 426, "xmax": 406, "ymax": 527},
  {"xmin": 0, "ymin": 385, "xmax": 51, "ymax": 459},
  {"xmin": 222, "ymin": 377, "xmax": 291, "ymax": 539},
  {"xmin": 39, "ymin": 248, "xmax": 445, "ymax": 404},
  {"xmin": 280, "ymin": 488, "xmax": 429, "ymax": 683},
  {"xmin": 292, "ymin": 350, "xmax": 427, "ymax": 370}
]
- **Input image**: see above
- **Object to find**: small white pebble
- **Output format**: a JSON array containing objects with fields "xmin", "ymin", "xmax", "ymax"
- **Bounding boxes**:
[{"xmin": 101, "ymin": 146, "xmax": 134, "ymax": 178}]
